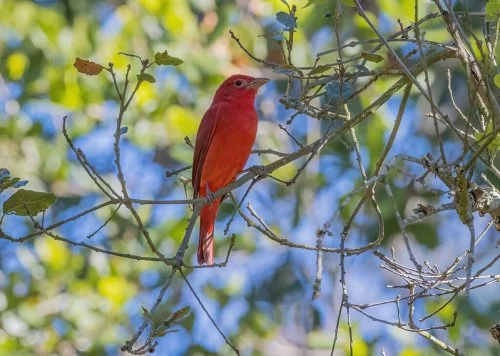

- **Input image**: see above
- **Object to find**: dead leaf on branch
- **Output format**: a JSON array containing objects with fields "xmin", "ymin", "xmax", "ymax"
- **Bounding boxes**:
[{"xmin": 73, "ymin": 57, "xmax": 104, "ymax": 75}]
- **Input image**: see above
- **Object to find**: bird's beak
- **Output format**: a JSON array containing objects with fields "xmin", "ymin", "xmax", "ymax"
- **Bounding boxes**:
[{"xmin": 246, "ymin": 77, "xmax": 270, "ymax": 89}]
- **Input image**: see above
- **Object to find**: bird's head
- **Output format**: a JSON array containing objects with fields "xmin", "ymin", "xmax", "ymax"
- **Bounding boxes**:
[{"xmin": 213, "ymin": 74, "xmax": 270, "ymax": 104}]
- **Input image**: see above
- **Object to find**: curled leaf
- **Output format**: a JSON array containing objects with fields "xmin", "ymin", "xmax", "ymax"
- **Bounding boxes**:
[
  {"xmin": 137, "ymin": 73, "xmax": 156, "ymax": 83},
  {"xmin": 74, "ymin": 57, "xmax": 103, "ymax": 75},
  {"xmin": 154, "ymin": 51, "xmax": 183, "ymax": 66}
]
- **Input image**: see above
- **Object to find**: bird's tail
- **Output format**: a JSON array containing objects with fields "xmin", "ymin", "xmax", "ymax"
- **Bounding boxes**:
[{"xmin": 197, "ymin": 198, "xmax": 221, "ymax": 265}]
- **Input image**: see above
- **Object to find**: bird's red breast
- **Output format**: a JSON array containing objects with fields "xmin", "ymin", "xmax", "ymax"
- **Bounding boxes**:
[{"xmin": 192, "ymin": 75, "xmax": 269, "ymax": 265}]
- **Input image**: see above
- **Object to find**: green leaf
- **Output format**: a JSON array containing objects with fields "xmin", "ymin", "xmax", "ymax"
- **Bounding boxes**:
[
  {"xmin": 154, "ymin": 51, "xmax": 183, "ymax": 66},
  {"xmin": 485, "ymin": 1, "xmax": 500, "ymax": 21},
  {"xmin": 3, "ymin": 189, "xmax": 56, "ymax": 216},
  {"xmin": 474, "ymin": 121, "xmax": 500, "ymax": 151},
  {"xmin": 309, "ymin": 65, "xmax": 330, "ymax": 75},
  {"xmin": 137, "ymin": 73, "xmax": 156, "ymax": 83},
  {"xmin": 360, "ymin": 51, "xmax": 384, "ymax": 63},
  {"xmin": 494, "ymin": 74, "xmax": 500, "ymax": 88},
  {"xmin": 303, "ymin": 0, "xmax": 327, "ymax": 9},
  {"xmin": 276, "ymin": 11, "xmax": 297, "ymax": 30}
]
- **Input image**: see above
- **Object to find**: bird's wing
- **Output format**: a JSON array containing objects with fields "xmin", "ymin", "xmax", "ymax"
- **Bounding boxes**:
[{"xmin": 192, "ymin": 104, "xmax": 221, "ymax": 198}]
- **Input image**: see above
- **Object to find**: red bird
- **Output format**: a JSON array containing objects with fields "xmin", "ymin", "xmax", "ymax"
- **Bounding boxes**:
[{"xmin": 192, "ymin": 74, "xmax": 269, "ymax": 265}]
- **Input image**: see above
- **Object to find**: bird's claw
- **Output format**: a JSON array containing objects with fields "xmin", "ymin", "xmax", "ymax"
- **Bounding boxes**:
[
  {"xmin": 206, "ymin": 191, "xmax": 216, "ymax": 204},
  {"xmin": 205, "ymin": 183, "xmax": 216, "ymax": 205}
]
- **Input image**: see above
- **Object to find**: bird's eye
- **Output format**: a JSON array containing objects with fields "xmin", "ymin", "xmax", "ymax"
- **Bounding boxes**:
[{"xmin": 234, "ymin": 80, "xmax": 243, "ymax": 87}]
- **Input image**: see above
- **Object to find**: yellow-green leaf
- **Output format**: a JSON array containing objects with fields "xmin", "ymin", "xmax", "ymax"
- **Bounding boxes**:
[
  {"xmin": 494, "ymin": 74, "xmax": 500, "ymax": 88},
  {"xmin": 474, "ymin": 122, "xmax": 500, "ymax": 151},
  {"xmin": 154, "ymin": 51, "xmax": 183, "ymax": 66},
  {"xmin": 486, "ymin": 1, "xmax": 500, "ymax": 21}
]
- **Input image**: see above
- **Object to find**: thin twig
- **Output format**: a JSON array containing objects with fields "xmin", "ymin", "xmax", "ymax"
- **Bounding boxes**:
[{"xmin": 179, "ymin": 269, "xmax": 240, "ymax": 355}]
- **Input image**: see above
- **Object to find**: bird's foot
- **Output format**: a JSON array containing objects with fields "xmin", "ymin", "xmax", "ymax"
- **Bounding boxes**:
[
  {"xmin": 205, "ymin": 183, "xmax": 216, "ymax": 205},
  {"xmin": 206, "ymin": 191, "xmax": 216, "ymax": 204}
]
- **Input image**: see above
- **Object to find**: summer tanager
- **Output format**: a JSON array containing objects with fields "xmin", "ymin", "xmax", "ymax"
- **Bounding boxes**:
[{"xmin": 192, "ymin": 75, "xmax": 269, "ymax": 265}]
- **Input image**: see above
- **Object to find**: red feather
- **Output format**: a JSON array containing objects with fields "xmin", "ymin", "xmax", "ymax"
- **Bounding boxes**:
[
  {"xmin": 192, "ymin": 105, "xmax": 220, "ymax": 199},
  {"xmin": 191, "ymin": 74, "xmax": 269, "ymax": 265}
]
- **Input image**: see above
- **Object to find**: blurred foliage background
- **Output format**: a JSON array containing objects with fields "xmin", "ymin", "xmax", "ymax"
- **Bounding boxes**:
[{"xmin": 0, "ymin": 0, "xmax": 498, "ymax": 355}]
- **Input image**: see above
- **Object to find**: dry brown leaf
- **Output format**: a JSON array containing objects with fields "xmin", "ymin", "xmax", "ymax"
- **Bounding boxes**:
[{"xmin": 73, "ymin": 57, "xmax": 103, "ymax": 76}]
